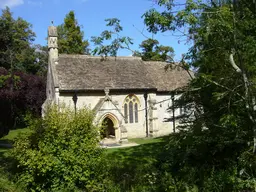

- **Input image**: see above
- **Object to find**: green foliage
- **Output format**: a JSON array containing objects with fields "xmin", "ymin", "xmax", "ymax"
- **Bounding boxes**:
[
  {"xmin": 142, "ymin": 0, "xmax": 256, "ymax": 190},
  {"xmin": 91, "ymin": 18, "xmax": 133, "ymax": 57},
  {"xmin": 0, "ymin": 7, "xmax": 45, "ymax": 75},
  {"xmin": 2, "ymin": 1, "xmax": 256, "ymax": 191},
  {"xmin": 9, "ymin": 105, "xmax": 105, "ymax": 191},
  {"xmin": 0, "ymin": 74, "xmax": 11, "ymax": 88},
  {"xmin": 135, "ymin": 38, "xmax": 174, "ymax": 61},
  {"xmin": 0, "ymin": 168, "xmax": 24, "ymax": 192},
  {"xmin": 103, "ymin": 135, "xmax": 254, "ymax": 191},
  {"xmin": 30, "ymin": 45, "xmax": 48, "ymax": 76},
  {"xmin": 0, "ymin": 7, "xmax": 47, "ymax": 137},
  {"xmin": 0, "ymin": 73, "xmax": 20, "ymax": 89},
  {"xmin": 58, "ymin": 11, "xmax": 89, "ymax": 54}
]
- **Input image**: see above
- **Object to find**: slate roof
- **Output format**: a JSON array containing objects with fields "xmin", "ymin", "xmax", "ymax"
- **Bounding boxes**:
[{"xmin": 55, "ymin": 54, "xmax": 192, "ymax": 92}]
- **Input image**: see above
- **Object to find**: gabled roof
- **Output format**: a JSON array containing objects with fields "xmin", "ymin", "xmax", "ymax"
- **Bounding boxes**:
[{"xmin": 54, "ymin": 54, "xmax": 192, "ymax": 92}]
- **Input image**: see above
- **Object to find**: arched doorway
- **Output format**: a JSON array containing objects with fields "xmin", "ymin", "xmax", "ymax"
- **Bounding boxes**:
[{"xmin": 101, "ymin": 117, "xmax": 115, "ymax": 138}]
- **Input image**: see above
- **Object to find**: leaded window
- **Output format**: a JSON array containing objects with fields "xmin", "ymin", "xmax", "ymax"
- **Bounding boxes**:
[
  {"xmin": 135, "ymin": 103, "xmax": 138, "ymax": 123},
  {"xmin": 124, "ymin": 104, "xmax": 128, "ymax": 123},
  {"xmin": 124, "ymin": 94, "xmax": 139, "ymax": 124},
  {"xmin": 129, "ymin": 101, "xmax": 133, "ymax": 123}
]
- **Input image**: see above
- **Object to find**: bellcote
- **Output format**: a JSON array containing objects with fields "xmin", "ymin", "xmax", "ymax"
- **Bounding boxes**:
[
  {"xmin": 48, "ymin": 26, "xmax": 58, "ymax": 49},
  {"xmin": 48, "ymin": 25, "xmax": 58, "ymax": 62}
]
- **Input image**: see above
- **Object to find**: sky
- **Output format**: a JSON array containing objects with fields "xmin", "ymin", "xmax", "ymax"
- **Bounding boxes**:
[{"xmin": 0, "ymin": 0, "xmax": 190, "ymax": 61}]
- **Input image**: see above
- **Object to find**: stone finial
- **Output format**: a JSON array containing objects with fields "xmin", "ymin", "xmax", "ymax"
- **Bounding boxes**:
[
  {"xmin": 104, "ymin": 87, "xmax": 110, "ymax": 97},
  {"xmin": 104, "ymin": 87, "xmax": 111, "ymax": 101}
]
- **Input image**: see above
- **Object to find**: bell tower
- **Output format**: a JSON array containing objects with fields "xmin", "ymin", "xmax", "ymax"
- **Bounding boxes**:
[{"xmin": 48, "ymin": 25, "xmax": 58, "ymax": 62}]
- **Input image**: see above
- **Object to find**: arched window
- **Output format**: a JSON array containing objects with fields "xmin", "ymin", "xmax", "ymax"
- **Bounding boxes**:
[{"xmin": 124, "ymin": 94, "xmax": 139, "ymax": 124}]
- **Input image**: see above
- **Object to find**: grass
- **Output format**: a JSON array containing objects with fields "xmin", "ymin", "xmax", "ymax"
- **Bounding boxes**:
[
  {"xmin": 103, "ymin": 135, "xmax": 171, "ymax": 190},
  {"xmin": 105, "ymin": 136, "xmax": 170, "ymax": 165},
  {"xmin": 0, "ymin": 128, "xmax": 31, "ymax": 153},
  {"xmin": 128, "ymin": 136, "xmax": 167, "ymax": 145},
  {"xmin": 106, "ymin": 136, "xmax": 169, "ymax": 154},
  {"xmin": 0, "ymin": 127, "xmax": 31, "ymax": 185},
  {"xmin": 1, "ymin": 128, "xmax": 31, "ymax": 141}
]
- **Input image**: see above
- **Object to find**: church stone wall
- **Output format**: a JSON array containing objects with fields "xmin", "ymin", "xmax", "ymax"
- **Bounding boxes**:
[
  {"xmin": 58, "ymin": 92, "xmax": 148, "ymax": 139},
  {"xmin": 154, "ymin": 95, "xmax": 173, "ymax": 136},
  {"xmin": 154, "ymin": 94, "xmax": 184, "ymax": 136},
  {"xmin": 57, "ymin": 92, "xmax": 183, "ymax": 139}
]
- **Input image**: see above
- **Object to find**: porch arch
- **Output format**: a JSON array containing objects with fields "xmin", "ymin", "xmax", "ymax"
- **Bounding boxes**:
[
  {"xmin": 99, "ymin": 113, "xmax": 120, "ymax": 128},
  {"xmin": 99, "ymin": 113, "xmax": 120, "ymax": 140}
]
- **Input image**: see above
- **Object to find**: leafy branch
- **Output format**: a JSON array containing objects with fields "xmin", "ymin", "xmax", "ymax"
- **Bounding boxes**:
[{"xmin": 91, "ymin": 18, "xmax": 134, "ymax": 57}]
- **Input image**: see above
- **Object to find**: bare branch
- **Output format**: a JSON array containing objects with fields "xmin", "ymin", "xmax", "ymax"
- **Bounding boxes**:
[
  {"xmin": 133, "ymin": 24, "xmax": 151, "ymax": 39},
  {"xmin": 229, "ymin": 52, "xmax": 242, "ymax": 73}
]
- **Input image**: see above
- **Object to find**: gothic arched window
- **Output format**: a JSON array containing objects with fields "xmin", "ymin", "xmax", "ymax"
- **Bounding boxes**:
[{"xmin": 124, "ymin": 94, "xmax": 139, "ymax": 124}]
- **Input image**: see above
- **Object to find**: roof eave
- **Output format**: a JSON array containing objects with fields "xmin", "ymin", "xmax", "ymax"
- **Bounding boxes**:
[{"xmin": 59, "ymin": 87, "xmax": 157, "ymax": 93}]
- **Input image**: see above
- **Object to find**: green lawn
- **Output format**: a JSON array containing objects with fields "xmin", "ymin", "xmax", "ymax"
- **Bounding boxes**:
[
  {"xmin": 106, "ymin": 136, "xmax": 168, "ymax": 153},
  {"xmin": 0, "ymin": 128, "xmax": 31, "ymax": 153},
  {"xmin": 103, "ymin": 135, "xmax": 171, "ymax": 190},
  {"xmin": 105, "ymin": 139, "xmax": 167, "ymax": 160},
  {"xmin": 128, "ymin": 136, "xmax": 167, "ymax": 145},
  {"xmin": 1, "ymin": 128, "xmax": 31, "ymax": 141},
  {"xmin": 105, "ymin": 136, "xmax": 170, "ymax": 166}
]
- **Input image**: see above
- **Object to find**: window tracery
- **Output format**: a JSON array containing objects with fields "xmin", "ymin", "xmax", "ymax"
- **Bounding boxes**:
[{"xmin": 124, "ymin": 94, "xmax": 139, "ymax": 123}]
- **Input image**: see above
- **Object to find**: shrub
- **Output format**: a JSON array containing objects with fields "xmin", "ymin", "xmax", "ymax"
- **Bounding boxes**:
[
  {"xmin": 0, "ymin": 67, "xmax": 46, "ymax": 134},
  {"xmin": 10, "ymin": 105, "xmax": 105, "ymax": 192},
  {"xmin": 0, "ymin": 168, "xmax": 24, "ymax": 192}
]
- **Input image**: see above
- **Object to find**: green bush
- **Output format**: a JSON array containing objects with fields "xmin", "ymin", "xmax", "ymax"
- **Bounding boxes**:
[
  {"xmin": 0, "ymin": 168, "xmax": 24, "ymax": 192},
  {"xmin": 9, "ymin": 105, "xmax": 105, "ymax": 192}
]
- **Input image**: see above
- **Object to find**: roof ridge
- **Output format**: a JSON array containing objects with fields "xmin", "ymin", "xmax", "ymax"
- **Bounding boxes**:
[
  {"xmin": 143, "ymin": 61, "xmax": 180, "ymax": 65},
  {"xmin": 59, "ymin": 54, "xmax": 142, "ymax": 60}
]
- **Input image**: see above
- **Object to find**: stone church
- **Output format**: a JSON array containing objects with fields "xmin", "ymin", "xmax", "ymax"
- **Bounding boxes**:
[{"xmin": 43, "ymin": 25, "xmax": 192, "ymax": 143}]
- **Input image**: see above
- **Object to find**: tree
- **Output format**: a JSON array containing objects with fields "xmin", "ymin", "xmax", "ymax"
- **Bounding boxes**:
[
  {"xmin": 32, "ymin": 45, "xmax": 48, "ymax": 76},
  {"xmin": 0, "ymin": 7, "xmax": 47, "ymax": 137},
  {"xmin": 142, "ymin": 0, "xmax": 256, "ymax": 190},
  {"xmin": 10, "ymin": 105, "xmax": 105, "ymax": 191},
  {"xmin": 91, "ymin": 18, "xmax": 133, "ymax": 57},
  {"xmin": 0, "ymin": 7, "xmax": 42, "ymax": 74},
  {"xmin": 0, "ymin": 67, "xmax": 45, "ymax": 137},
  {"xmin": 135, "ymin": 38, "xmax": 174, "ymax": 61},
  {"xmin": 58, "ymin": 11, "xmax": 89, "ymax": 54},
  {"xmin": 91, "ymin": 18, "xmax": 174, "ymax": 61}
]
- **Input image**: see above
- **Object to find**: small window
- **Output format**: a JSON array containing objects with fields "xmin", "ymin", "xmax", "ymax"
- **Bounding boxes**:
[
  {"xmin": 135, "ymin": 103, "xmax": 138, "ymax": 123},
  {"xmin": 129, "ymin": 101, "xmax": 133, "ymax": 123},
  {"xmin": 124, "ymin": 94, "xmax": 139, "ymax": 124},
  {"xmin": 124, "ymin": 103, "xmax": 128, "ymax": 123}
]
